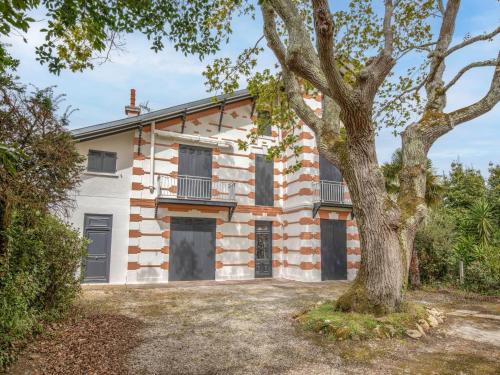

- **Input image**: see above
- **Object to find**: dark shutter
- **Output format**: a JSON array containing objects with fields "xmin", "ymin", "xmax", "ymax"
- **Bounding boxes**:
[
  {"xmin": 87, "ymin": 150, "xmax": 102, "ymax": 172},
  {"xmin": 178, "ymin": 145, "xmax": 212, "ymax": 178},
  {"xmin": 87, "ymin": 150, "xmax": 116, "ymax": 173},
  {"xmin": 319, "ymin": 154, "xmax": 342, "ymax": 182},
  {"xmin": 102, "ymin": 152, "xmax": 117, "ymax": 173},
  {"xmin": 178, "ymin": 145, "xmax": 212, "ymax": 199},
  {"xmin": 255, "ymin": 154, "xmax": 274, "ymax": 206}
]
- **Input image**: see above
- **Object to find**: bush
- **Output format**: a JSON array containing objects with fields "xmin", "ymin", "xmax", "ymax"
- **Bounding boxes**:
[
  {"xmin": 415, "ymin": 206, "xmax": 500, "ymax": 295},
  {"xmin": 0, "ymin": 209, "xmax": 87, "ymax": 369},
  {"xmin": 462, "ymin": 244, "xmax": 500, "ymax": 294},
  {"xmin": 415, "ymin": 208, "xmax": 457, "ymax": 283}
]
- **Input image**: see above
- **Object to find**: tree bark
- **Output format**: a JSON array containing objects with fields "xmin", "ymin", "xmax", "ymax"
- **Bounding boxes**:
[
  {"xmin": 409, "ymin": 246, "xmax": 421, "ymax": 288},
  {"xmin": 334, "ymin": 112, "xmax": 405, "ymax": 314}
]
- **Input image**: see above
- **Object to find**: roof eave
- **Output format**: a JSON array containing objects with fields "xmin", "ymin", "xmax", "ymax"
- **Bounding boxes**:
[{"xmin": 72, "ymin": 91, "xmax": 253, "ymax": 142}]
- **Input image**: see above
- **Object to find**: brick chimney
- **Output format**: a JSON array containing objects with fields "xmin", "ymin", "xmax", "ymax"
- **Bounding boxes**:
[{"xmin": 125, "ymin": 88, "xmax": 141, "ymax": 117}]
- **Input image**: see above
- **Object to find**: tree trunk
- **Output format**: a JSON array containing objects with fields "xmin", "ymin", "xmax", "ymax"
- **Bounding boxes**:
[
  {"xmin": 334, "ymin": 113, "xmax": 406, "ymax": 314},
  {"xmin": 409, "ymin": 246, "xmax": 421, "ymax": 288}
]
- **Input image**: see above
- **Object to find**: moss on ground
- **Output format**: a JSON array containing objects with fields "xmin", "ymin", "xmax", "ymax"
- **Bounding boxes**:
[{"xmin": 297, "ymin": 301, "xmax": 427, "ymax": 341}]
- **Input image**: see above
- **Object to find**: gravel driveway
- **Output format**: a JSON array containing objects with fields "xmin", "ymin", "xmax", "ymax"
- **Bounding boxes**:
[{"xmin": 79, "ymin": 279, "xmax": 500, "ymax": 375}]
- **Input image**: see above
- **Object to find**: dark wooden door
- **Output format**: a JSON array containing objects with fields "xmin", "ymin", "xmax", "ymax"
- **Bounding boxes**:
[
  {"xmin": 320, "ymin": 219, "xmax": 347, "ymax": 280},
  {"xmin": 178, "ymin": 145, "xmax": 212, "ymax": 199},
  {"xmin": 83, "ymin": 214, "xmax": 112, "ymax": 283},
  {"xmin": 169, "ymin": 217, "xmax": 216, "ymax": 281},
  {"xmin": 255, "ymin": 221, "xmax": 272, "ymax": 278}
]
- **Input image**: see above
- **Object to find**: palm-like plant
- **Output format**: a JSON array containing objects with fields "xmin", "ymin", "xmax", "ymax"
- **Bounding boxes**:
[
  {"xmin": 467, "ymin": 198, "xmax": 494, "ymax": 246},
  {"xmin": 382, "ymin": 149, "xmax": 444, "ymax": 208}
]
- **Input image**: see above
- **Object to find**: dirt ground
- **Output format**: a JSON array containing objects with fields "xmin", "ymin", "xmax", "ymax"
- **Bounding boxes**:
[{"xmin": 9, "ymin": 279, "xmax": 500, "ymax": 375}]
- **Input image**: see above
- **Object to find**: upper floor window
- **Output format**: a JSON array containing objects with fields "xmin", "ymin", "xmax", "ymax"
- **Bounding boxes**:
[
  {"xmin": 319, "ymin": 154, "xmax": 342, "ymax": 182},
  {"xmin": 255, "ymin": 154, "xmax": 274, "ymax": 206},
  {"xmin": 178, "ymin": 145, "xmax": 213, "ymax": 199},
  {"xmin": 257, "ymin": 111, "xmax": 272, "ymax": 137},
  {"xmin": 87, "ymin": 150, "xmax": 117, "ymax": 173}
]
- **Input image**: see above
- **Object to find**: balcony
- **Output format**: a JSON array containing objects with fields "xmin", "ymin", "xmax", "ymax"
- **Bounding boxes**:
[
  {"xmin": 155, "ymin": 175, "xmax": 237, "ymax": 220},
  {"xmin": 312, "ymin": 180, "xmax": 352, "ymax": 217}
]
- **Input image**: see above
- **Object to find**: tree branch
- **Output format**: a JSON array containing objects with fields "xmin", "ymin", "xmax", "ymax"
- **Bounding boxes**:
[
  {"xmin": 446, "ymin": 26, "xmax": 500, "ymax": 57},
  {"xmin": 424, "ymin": 0, "xmax": 460, "ymax": 112},
  {"xmin": 444, "ymin": 58, "xmax": 497, "ymax": 91},
  {"xmin": 447, "ymin": 51, "xmax": 500, "ymax": 126},
  {"xmin": 358, "ymin": 0, "xmax": 396, "ymax": 102},
  {"xmin": 266, "ymin": 0, "xmax": 331, "ymax": 95},
  {"xmin": 311, "ymin": 0, "xmax": 354, "ymax": 108},
  {"xmin": 261, "ymin": 4, "xmax": 327, "ymax": 135},
  {"xmin": 382, "ymin": 0, "xmax": 395, "ymax": 57}
]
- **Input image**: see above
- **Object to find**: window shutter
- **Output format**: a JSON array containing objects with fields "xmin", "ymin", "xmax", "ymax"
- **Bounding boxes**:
[
  {"xmin": 87, "ymin": 150, "xmax": 102, "ymax": 172},
  {"xmin": 87, "ymin": 150, "xmax": 117, "ymax": 173},
  {"xmin": 255, "ymin": 154, "xmax": 274, "ymax": 206},
  {"xmin": 102, "ymin": 152, "xmax": 117, "ymax": 173}
]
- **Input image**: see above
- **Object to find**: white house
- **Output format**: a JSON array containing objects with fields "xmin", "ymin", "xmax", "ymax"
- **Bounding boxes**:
[{"xmin": 70, "ymin": 89, "xmax": 360, "ymax": 284}]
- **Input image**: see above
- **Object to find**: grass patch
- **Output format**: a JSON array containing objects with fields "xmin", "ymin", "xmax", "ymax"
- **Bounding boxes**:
[{"xmin": 296, "ymin": 301, "xmax": 427, "ymax": 341}]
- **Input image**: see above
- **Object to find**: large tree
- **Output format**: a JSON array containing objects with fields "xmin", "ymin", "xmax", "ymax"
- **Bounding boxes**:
[
  {"xmin": 4, "ymin": 0, "xmax": 499, "ymax": 313},
  {"xmin": 205, "ymin": 0, "xmax": 500, "ymax": 313}
]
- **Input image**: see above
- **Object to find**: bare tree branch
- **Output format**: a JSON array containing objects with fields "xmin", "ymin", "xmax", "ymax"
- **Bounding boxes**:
[
  {"xmin": 396, "ymin": 41, "xmax": 437, "ymax": 60},
  {"xmin": 311, "ymin": 0, "xmax": 354, "ymax": 107},
  {"xmin": 444, "ymin": 58, "xmax": 498, "ymax": 91},
  {"xmin": 267, "ymin": 0, "xmax": 331, "ymax": 94},
  {"xmin": 382, "ymin": 0, "xmax": 395, "ymax": 57},
  {"xmin": 446, "ymin": 26, "xmax": 500, "ymax": 57},
  {"xmin": 358, "ymin": 0, "xmax": 396, "ymax": 102},
  {"xmin": 447, "ymin": 51, "xmax": 500, "ymax": 126},
  {"xmin": 424, "ymin": 0, "xmax": 460, "ymax": 111},
  {"xmin": 261, "ymin": 4, "xmax": 325, "ymax": 134},
  {"xmin": 437, "ymin": 0, "xmax": 445, "ymax": 16}
]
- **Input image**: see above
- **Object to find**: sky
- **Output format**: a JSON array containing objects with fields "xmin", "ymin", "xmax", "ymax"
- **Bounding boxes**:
[{"xmin": 5, "ymin": 1, "xmax": 499, "ymax": 176}]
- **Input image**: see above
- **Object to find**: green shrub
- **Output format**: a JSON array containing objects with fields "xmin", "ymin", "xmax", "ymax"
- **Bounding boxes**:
[
  {"xmin": 0, "ymin": 209, "xmax": 87, "ymax": 369},
  {"xmin": 462, "ymin": 244, "xmax": 500, "ymax": 294},
  {"xmin": 415, "ymin": 208, "xmax": 457, "ymax": 283}
]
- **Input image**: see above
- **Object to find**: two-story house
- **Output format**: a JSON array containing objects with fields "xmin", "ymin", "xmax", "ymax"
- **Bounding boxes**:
[{"xmin": 70, "ymin": 89, "xmax": 360, "ymax": 284}]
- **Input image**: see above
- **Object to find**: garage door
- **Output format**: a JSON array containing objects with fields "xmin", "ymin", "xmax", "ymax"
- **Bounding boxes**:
[
  {"xmin": 320, "ymin": 219, "xmax": 347, "ymax": 280},
  {"xmin": 169, "ymin": 217, "xmax": 216, "ymax": 281}
]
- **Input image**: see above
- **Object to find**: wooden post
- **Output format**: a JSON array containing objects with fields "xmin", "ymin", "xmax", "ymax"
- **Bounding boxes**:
[{"xmin": 459, "ymin": 261, "xmax": 464, "ymax": 284}]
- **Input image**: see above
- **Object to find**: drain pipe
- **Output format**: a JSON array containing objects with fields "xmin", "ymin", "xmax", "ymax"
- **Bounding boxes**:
[{"xmin": 149, "ymin": 121, "xmax": 156, "ymax": 192}]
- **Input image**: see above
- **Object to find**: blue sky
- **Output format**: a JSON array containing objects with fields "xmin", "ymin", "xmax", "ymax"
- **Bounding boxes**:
[{"xmin": 6, "ymin": 1, "xmax": 499, "ymax": 176}]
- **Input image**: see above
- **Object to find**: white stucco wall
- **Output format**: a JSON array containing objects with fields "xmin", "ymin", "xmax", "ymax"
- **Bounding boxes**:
[{"xmin": 70, "ymin": 131, "xmax": 134, "ymax": 284}]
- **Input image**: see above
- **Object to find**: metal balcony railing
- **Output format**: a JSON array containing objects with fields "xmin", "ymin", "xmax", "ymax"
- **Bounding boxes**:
[
  {"xmin": 156, "ymin": 175, "xmax": 236, "ymax": 202},
  {"xmin": 313, "ymin": 180, "xmax": 348, "ymax": 204}
]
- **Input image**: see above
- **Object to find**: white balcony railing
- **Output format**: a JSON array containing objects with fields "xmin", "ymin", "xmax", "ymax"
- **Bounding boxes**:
[
  {"xmin": 156, "ymin": 175, "xmax": 236, "ymax": 202},
  {"xmin": 313, "ymin": 180, "xmax": 347, "ymax": 204}
]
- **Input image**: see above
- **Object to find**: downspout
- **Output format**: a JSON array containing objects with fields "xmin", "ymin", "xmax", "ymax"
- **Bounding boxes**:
[{"xmin": 150, "ymin": 121, "xmax": 156, "ymax": 192}]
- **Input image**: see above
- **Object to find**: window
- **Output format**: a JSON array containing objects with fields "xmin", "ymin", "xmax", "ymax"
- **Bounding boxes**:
[
  {"xmin": 87, "ymin": 150, "xmax": 117, "ymax": 173},
  {"xmin": 257, "ymin": 111, "xmax": 272, "ymax": 137},
  {"xmin": 255, "ymin": 154, "xmax": 274, "ymax": 206},
  {"xmin": 178, "ymin": 145, "xmax": 213, "ymax": 199}
]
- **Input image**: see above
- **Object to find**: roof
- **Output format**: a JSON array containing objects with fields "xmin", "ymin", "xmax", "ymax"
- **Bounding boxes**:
[{"xmin": 71, "ymin": 89, "xmax": 252, "ymax": 141}]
